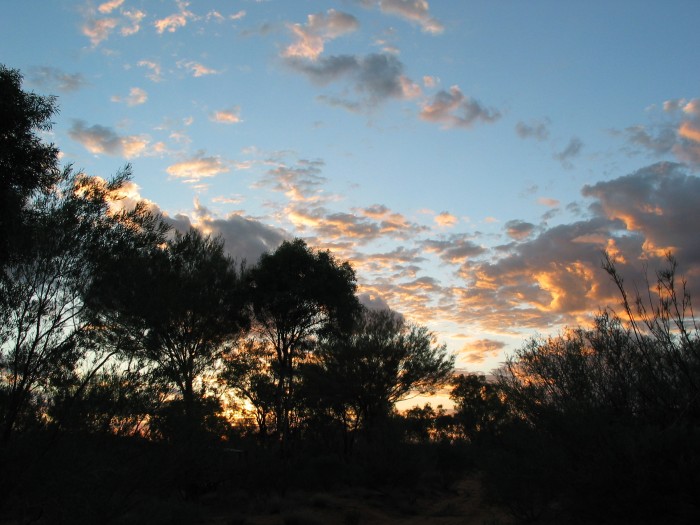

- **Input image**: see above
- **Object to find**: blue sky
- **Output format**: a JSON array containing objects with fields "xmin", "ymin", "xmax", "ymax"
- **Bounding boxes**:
[{"xmin": 3, "ymin": 0, "xmax": 700, "ymax": 375}]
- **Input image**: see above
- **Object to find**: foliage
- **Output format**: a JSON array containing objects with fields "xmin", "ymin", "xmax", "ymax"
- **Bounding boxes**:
[
  {"xmin": 0, "ymin": 167, "xmax": 161, "ymax": 442},
  {"xmin": 484, "ymin": 254, "xmax": 700, "ymax": 523},
  {"xmin": 303, "ymin": 308, "xmax": 455, "ymax": 443},
  {"xmin": 246, "ymin": 238, "xmax": 360, "ymax": 447},
  {"xmin": 0, "ymin": 65, "xmax": 61, "ymax": 267},
  {"xmin": 89, "ymin": 228, "xmax": 249, "ymax": 431}
]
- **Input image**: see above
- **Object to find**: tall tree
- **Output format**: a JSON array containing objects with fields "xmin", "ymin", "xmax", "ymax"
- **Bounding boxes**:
[
  {"xmin": 0, "ymin": 65, "xmax": 60, "ymax": 268},
  {"xmin": 304, "ymin": 308, "xmax": 455, "ymax": 441},
  {"xmin": 89, "ymin": 229, "xmax": 250, "ymax": 428},
  {"xmin": 246, "ymin": 238, "xmax": 359, "ymax": 448},
  {"xmin": 0, "ymin": 168, "xmax": 160, "ymax": 442}
]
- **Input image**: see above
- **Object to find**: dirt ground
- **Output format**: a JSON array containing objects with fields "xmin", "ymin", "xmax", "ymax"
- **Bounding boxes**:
[{"xmin": 199, "ymin": 476, "xmax": 514, "ymax": 525}]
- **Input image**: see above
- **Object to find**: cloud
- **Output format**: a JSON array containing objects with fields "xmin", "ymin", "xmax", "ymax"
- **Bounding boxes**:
[
  {"xmin": 516, "ymin": 119, "xmax": 550, "ymax": 141},
  {"xmin": 420, "ymin": 86, "xmax": 501, "ymax": 129},
  {"xmin": 169, "ymin": 201, "xmax": 288, "ymax": 264},
  {"xmin": 442, "ymin": 162, "xmax": 700, "ymax": 336},
  {"xmin": 178, "ymin": 60, "xmax": 219, "ymax": 77},
  {"xmin": 359, "ymin": 0, "xmax": 444, "ymax": 34},
  {"xmin": 283, "ymin": 9, "xmax": 359, "ymax": 60},
  {"xmin": 554, "ymin": 137, "xmax": 583, "ymax": 168},
  {"xmin": 166, "ymin": 153, "xmax": 230, "ymax": 182},
  {"xmin": 582, "ymin": 162, "xmax": 700, "ymax": 260},
  {"xmin": 255, "ymin": 158, "xmax": 327, "ymax": 202},
  {"xmin": 137, "ymin": 60, "xmax": 163, "ymax": 82},
  {"xmin": 421, "ymin": 234, "xmax": 485, "ymax": 264},
  {"xmin": 621, "ymin": 99, "xmax": 700, "ymax": 169},
  {"xmin": 458, "ymin": 339, "xmax": 506, "ymax": 364},
  {"xmin": 505, "ymin": 219, "xmax": 536, "ymax": 241},
  {"xmin": 28, "ymin": 67, "xmax": 88, "ymax": 93},
  {"xmin": 121, "ymin": 9, "xmax": 146, "ymax": 36},
  {"xmin": 68, "ymin": 120, "xmax": 149, "ymax": 158},
  {"xmin": 286, "ymin": 53, "xmax": 418, "ymax": 108},
  {"xmin": 111, "ymin": 87, "xmax": 148, "ymax": 106},
  {"xmin": 210, "ymin": 107, "xmax": 242, "ymax": 124},
  {"xmin": 82, "ymin": 2, "xmax": 144, "ymax": 45},
  {"xmin": 155, "ymin": 1, "xmax": 195, "ymax": 34},
  {"xmin": 434, "ymin": 211, "xmax": 458, "ymax": 228},
  {"xmin": 98, "ymin": 0, "xmax": 124, "ymax": 14},
  {"xmin": 82, "ymin": 17, "xmax": 118, "ymax": 46},
  {"xmin": 285, "ymin": 203, "xmax": 426, "ymax": 245}
]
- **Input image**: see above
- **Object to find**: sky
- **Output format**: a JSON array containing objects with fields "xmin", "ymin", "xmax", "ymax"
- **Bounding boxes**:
[{"xmin": 2, "ymin": 0, "xmax": 700, "ymax": 377}]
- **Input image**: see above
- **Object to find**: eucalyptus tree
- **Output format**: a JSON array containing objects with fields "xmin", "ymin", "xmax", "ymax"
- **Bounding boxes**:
[
  {"xmin": 0, "ymin": 64, "xmax": 61, "ymax": 269},
  {"xmin": 303, "ymin": 307, "xmax": 454, "ymax": 441},
  {"xmin": 0, "ymin": 167, "xmax": 161, "ymax": 442},
  {"xmin": 245, "ymin": 238, "xmax": 359, "ymax": 448},
  {"xmin": 89, "ymin": 229, "xmax": 250, "ymax": 429}
]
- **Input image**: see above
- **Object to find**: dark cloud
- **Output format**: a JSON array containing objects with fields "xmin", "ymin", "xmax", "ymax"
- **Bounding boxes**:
[
  {"xmin": 504, "ymin": 220, "xmax": 536, "ymax": 241},
  {"xmin": 419, "ymin": 86, "xmax": 501, "ymax": 129},
  {"xmin": 623, "ymin": 125, "xmax": 676, "ymax": 156},
  {"xmin": 29, "ymin": 67, "xmax": 88, "ymax": 93},
  {"xmin": 515, "ymin": 119, "xmax": 550, "ymax": 141},
  {"xmin": 583, "ymin": 162, "xmax": 700, "ymax": 261},
  {"xmin": 285, "ymin": 53, "xmax": 412, "ymax": 107},
  {"xmin": 554, "ymin": 137, "xmax": 583, "ymax": 168},
  {"xmin": 166, "ymin": 206, "xmax": 288, "ymax": 265},
  {"xmin": 421, "ymin": 234, "xmax": 485, "ymax": 264}
]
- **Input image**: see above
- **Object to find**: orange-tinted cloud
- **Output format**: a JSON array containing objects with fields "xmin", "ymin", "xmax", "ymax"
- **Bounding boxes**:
[{"xmin": 420, "ymin": 86, "xmax": 501, "ymax": 129}]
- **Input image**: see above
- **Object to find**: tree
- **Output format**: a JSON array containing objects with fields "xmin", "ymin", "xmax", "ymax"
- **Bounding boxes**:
[
  {"xmin": 246, "ymin": 238, "xmax": 360, "ymax": 448},
  {"xmin": 304, "ymin": 308, "xmax": 455, "ymax": 441},
  {"xmin": 0, "ymin": 65, "xmax": 61, "ymax": 268},
  {"xmin": 449, "ymin": 373, "xmax": 508, "ymax": 444},
  {"xmin": 0, "ymin": 167, "xmax": 160, "ymax": 442},
  {"xmin": 89, "ymin": 228, "xmax": 250, "ymax": 430},
  {"xmin": 486, "ymin": 254, "xmax": 700, "ymax": 523}
]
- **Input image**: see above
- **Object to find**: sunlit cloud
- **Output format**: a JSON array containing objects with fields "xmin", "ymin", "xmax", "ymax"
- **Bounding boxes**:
[
  {"xmin": 458, "ymin": 339, "xmax": 506, "ymax": 364},
  {"xmin": 68, "ymin": 120, "xmax": 149, "ymax": 158},
  {"xmin": 283, "ymin": 9, "xmax": 359, "ymax": 60},
  {"xmin": 420, "ymin": 86, "xmax": 501, "ymax": 129},
  {"xmin": 178, "ymin": 60, "xmax": 219, "ymax": 77},
  {"xmin": 154, "ymin": 0, "xmax": 194, "ymax": 34},
  {"xmin": 434, "ymin": 211, "xmax": 458, "ymax": 228},
  {"xmin": 82, "ymin": 17, "xmax": 118, "ymax": 46},
  {"xmin": 121, "ymin": 9, "xmax": 146, "ymax": 36},
  {"xmin": 28, "ymin": 67, "xmax": 88, "ymax": 93},
  {"xmin": 254, "ymin": 158, "xmax": 327, "ymax": 203},
  {"xmin": 98, "ymin": 0, "xmax": 123, "ymax": 14},
  {"xmin": 538, "ymin": 197, "xmax": 560, "ymax": 207},
  {"xmin": 166, "ymin": 153, "xmax": 230, "ymax": 182},
  {"xmin": 111, "ymin": 87, "xmax": 148, "ymax": 106},
  {"xmin": 358, "ymin": 0, "xmax": 444, "ymax": 34},
  {"xmin": 210, "ymin": 107, "xmax": 242, "ymax": 124},
  {"xmin": 137, "ymin": 60, "xmax": 163, "ymax": 82}
]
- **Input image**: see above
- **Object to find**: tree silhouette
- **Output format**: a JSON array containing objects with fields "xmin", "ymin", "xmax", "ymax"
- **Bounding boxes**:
[
  {"xmin": 0, "ymin": 168, "xmax": 158, "ymax": 442},
  {"xmin": 305, "ymin": 308, "xmax": 455, "ymax": 441},
  {"xmin": 89, "ymin": 228, "xmax": 249, "ymax": 433},
  {"xmin": 246, "ymin": 238, "xmax": 359, "ymax": 450},
  {"xmin": 0, "ymin": 65, "xmax": 61, "ymax": 269}
]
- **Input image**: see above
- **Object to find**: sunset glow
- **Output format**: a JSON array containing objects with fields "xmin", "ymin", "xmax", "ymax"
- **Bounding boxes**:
[{"xmin": 3, "ymin": 1, "xmax": 700, "ymax": 373}]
